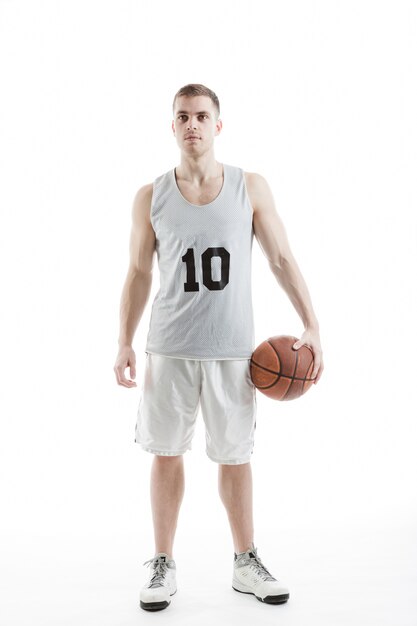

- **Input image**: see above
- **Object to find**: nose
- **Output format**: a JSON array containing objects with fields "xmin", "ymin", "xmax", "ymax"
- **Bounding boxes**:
[{"xmin": 187, "ymin": 119, "xmax": 198, "ymax": 130}]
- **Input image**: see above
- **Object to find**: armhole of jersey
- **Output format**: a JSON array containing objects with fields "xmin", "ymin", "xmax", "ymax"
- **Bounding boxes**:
[
  {"xmin": 241, "ymin": 168, "xmax": 255, "ymax": 218},
  {"xmin": 149, "ymin": 179, "xmax": 156, "ymax": 231}
]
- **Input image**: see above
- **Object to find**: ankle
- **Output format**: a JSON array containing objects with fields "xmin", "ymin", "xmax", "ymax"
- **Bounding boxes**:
[
  {"xmin": 155, "ymin": 550, "xmax": 173, "ymax": 560},
  {"xmin": 234, "ymin": 541, "xmax": 254, "ymax": 556}
]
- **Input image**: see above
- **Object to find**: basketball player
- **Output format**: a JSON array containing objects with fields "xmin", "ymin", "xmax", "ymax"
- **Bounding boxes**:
[{"xmin": 114, "ymin": 84, "xmax": 324, "ymax": 611}]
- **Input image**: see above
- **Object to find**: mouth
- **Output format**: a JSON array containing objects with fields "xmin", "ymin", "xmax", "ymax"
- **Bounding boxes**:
[{"xmin": 185, "ymin": 136, "xmax": 200, "ymax": 141}]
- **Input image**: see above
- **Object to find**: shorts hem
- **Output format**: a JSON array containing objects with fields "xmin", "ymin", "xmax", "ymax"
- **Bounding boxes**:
[
  {"xmin": 135, "ymin": 441, "xmax": 190, "ymax": 456},
  {"xmin": 206, "ymin": 451, "xmax": 253, "ymax": 465}
]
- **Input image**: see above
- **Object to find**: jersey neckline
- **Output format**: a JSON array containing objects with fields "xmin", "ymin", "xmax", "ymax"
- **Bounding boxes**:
[{"xmin": 171, "ymin": 163, "xmax": 227, "ymax": 208}]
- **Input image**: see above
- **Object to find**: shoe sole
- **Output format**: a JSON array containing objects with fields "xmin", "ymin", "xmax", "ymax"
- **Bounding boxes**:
[
  {"xmin": 140, "ymin": 589, "xmax": 177, "ymax": 611},
  {"xmin": 232, "ymin": 581, "xmax": 289, "ymax": 604}
]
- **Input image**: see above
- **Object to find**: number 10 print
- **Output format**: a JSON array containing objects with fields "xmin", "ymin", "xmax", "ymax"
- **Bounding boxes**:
[{"xmin": 182, "ymin": 247, "xmax": 230, "ymax": 292}]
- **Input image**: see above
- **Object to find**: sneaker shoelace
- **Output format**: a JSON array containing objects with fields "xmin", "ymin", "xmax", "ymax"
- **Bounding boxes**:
[
  {"xmin": 143, "ymin": 557, "xmax": 170, "ymax": 588},
  {"xmin": 235, "ymin": 545, "xmax": 276, "ymax": 582}
]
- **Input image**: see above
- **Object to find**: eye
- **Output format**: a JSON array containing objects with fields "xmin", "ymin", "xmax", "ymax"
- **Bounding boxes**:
[{"xmin": 177, "ymin": 114, "xmax": 208, "ymax": 120}]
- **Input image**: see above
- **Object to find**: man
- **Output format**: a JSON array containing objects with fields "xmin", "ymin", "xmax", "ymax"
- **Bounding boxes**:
[{"xmin": 114, "ymin": 83, "xmax": 324, "ymax": 612}]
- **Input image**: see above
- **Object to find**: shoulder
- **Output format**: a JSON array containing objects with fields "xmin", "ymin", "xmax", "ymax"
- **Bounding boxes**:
[
  {"xmin": 243, "ymin": 171, "xmax": 267, "ymax": 190},
  {"xmin": 243, "ymin": 171, "xmax": 272, "ymax": 213},
  {"xmin": 131, "ymin": 183, "xmax": 154, "ymax": 226},
  {"xmin": 133, "ymin": 182, "xmax": 154, "ymax": 209},
  {"xmin": 134, "ymin": 182, "xmax": 154, "ymax": 201}
]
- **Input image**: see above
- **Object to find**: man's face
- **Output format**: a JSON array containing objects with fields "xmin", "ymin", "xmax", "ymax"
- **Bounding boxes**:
[{"xmin": 172, "ymin": 95, "xmax": 222, "ymax": 153}]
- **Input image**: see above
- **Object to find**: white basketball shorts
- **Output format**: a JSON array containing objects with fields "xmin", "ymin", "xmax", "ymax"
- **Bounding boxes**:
[{"xmin": 134, "ymin": 352, "xmax": 257, "ymax": 464}]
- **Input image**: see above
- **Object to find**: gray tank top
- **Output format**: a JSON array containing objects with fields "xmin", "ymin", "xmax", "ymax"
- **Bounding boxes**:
[{"xmin": 145, "ymin": 162, "xmax": 255, "ymax": 360}]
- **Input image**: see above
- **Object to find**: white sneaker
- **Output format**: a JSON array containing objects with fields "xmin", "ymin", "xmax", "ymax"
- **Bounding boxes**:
[
  {"xmin": 232, "ymin": 543, "xmax": 290, "ymax": 604},
  {"xmin": 140, "ymin": 553, "xmax": 177, "ymax": 611}
]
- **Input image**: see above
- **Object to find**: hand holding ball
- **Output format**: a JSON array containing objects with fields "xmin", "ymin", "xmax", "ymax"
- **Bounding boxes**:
[{"xmin": 250, "ymin": 335, "xmax": 316, "ymax": 400}]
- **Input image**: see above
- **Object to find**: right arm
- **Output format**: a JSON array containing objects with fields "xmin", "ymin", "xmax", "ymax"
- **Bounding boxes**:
[{"xmin": 113, "ymin": 183, "xmax": 156, "ymax": 387}]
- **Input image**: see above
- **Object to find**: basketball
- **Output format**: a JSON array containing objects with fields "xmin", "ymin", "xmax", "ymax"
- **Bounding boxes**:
[{"xmin": 250, "ymin": 335, "xmax": 316, "ymax": 400}]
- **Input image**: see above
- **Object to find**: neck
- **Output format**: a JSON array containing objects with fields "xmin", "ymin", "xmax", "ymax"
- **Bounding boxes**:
[{"xmin": 176, "ymin": 154, "xmax": 221, "ymax": 182}]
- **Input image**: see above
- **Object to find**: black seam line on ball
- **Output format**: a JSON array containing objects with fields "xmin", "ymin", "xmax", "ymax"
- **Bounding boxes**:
[
  {"xmin": 304, "ymin": 355, "xmax": 314, "ymax": 391},
  {"xmin": 282, "ymin": 342, "xmax": 298, "ymax": 399},
  {"xmin": 250, "ymin": 359, "xmax": 315, "ymax": 381},
  {"xmin": 267, "ymin": 341, "xmax": 282, "ymax": 388}
]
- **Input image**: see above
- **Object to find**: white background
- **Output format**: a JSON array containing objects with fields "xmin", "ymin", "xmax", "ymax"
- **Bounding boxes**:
[{"xmin": 0, "ymin": 1, "xmax": 416, "ymax": 624}]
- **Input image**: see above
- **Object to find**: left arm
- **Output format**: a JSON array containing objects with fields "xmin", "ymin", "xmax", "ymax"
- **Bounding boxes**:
[{"xmin": 247, "ymin": 172, "xmax": 324, "ymax": 383}]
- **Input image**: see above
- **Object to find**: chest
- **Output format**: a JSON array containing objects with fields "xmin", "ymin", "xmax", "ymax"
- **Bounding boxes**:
[
  {"xmin": 175, "ymin": 176, "xmax": 223, "ymax": 206},
  {"xmin": 174, "ymin": 171, "xmax": 254, "ymax": 210}
]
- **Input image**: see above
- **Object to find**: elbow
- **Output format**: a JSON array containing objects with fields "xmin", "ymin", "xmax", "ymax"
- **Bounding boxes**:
[
  {"xmin": 128, "ymin": 265, "xmax": 153, "ymax": 281},
  {"xmin": 131, "ymin": 254, "xmax": 155, "ymax": 277},
  {"xmin": 269, "ymin": 254, "xmax": 289, "ymax": 272}
]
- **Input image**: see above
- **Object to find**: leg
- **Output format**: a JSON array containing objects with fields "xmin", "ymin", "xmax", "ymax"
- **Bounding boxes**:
[
  {"xmin": 150, "ymin": 455, "xmax": 185, "ymax": 559},
  {"xmin": 218, "ymin": 461, "xmax": 254, "ymax": 553}
]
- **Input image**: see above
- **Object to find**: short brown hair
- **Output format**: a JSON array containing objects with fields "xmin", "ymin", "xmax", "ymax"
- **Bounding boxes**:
[{"xmin": 172, "ymin": 83, "xmax": 220, "ymax": 120}]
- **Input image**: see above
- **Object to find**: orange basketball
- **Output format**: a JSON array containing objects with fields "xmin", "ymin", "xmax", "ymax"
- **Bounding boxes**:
[{"xmin": 250, "ymin": 335, "xmax": 315, "ymax": 400}]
